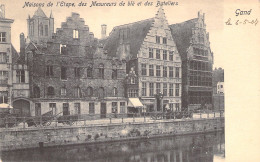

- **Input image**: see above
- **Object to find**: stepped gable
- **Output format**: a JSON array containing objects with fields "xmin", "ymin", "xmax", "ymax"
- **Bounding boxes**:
[
  {"xmin": 169, "ymin": 18, "xmax": 198, "ymax": 58},
  {"xmin": 103, "ymin": 18, "xmax": 154, "ymax": 58}
]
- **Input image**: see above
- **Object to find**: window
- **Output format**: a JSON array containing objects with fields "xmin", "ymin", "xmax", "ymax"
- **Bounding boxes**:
[
  {"xmin": 128, "ymin": 89, "xmax": 138, "ymax": 97},
  {"xmin": 156, "ymin": 36, "xmax": 160, "ymax": 44},
  {"xmin": 169, "ymin": 66, "xmax": 173, "ymax": 78},
  {"xmin": 61, "ymin": 66, "xmax": 67, "ymax": 80},
  {"xmin": 149, "ymin": 65, "xmax": 154, "ymax": 76},
  {"xmin": 0, "ymin": 53, "xmax": 7, "ymax": 63},
  {"xmin": 60, "ymin": 44, "xmax": 67, "ymax": 54},
  {"xmin": 46, "ymin": 65, "xmax": 53, "ymax": 77},
  {"xmin": 74, "ymin": 67, "xmax": 81, "ymax": 78},
  {"xmin": 175, "ymin": 84, "xmax": 180, "ymax": 96},
  {"xmin": 0, "ymin": 71, "xmax": 8, "ymax": 84},
  {"xmin": 169, "ymin": 51, "xmax": 173, "ymax": 61},
  {"xmin": 73, "ymin": 29, "xmax": 79, "ymax": 39},
  {"xmin": 40, "ymin": 23, "xmax": 43, "ymax": 36},
  {"xmin": 156, "ymin": 66, "xmax": 161, "ymax": 77},
  {"xmin": 35, "ymin": 103, "xmax": 41, "ymax": 116},
  {"xmin": 47, "ymin": 86, "xmax": 55, "ymax": 95},
  {"xmin": 163, "ymin": 67, "xmax": 167, "ymax": 77},
  {"xmin": 99, "ymin": 64, "xmax": 104, "ymax": 79},
  {"xmin": 45, "ymin": 25, "xmax": 48, "ymax": 36},
  {"xmin": 149, "ymin": 83, "xmax": 154, "ymax": 96},
  {"xmin": 33, "ymin": 86, "xmax": 40, "ymax": 98},
  {"xmin": 61, "ymin": 87, "xmax": 66, "ymax": 96},
  {"xmin": 49, "ymin": 103, "xmax": 56, "ymax": 115},
  {"xmin": 89, "ymin": 103, "xmax": 95, "ymax": 114},
  {"xmin": 120, "ymin": 102, "xmax": 126, "ymax": 113},
  {"xmin": 163, "ymin": 37, "xmax": 167, "ymax": 44},
  {"xmin": 142, "ymin": 82, "xmax": 147, "ymax": 96},
  {"xmin": 0, "ymin": 91, "xmax": 8, "ymax": 103},
  {"xmin": 63, "ymin": 103, "xmax": 70, "ymax": 115},
  {"xmin": 130, "ymin": 77, "xmax": 136, "ymax": 84},
  {"xmin": 87, "ymin": 66, "xmax": 93, "ymax": 78},
  {"xmin": 99, "ymin": 87, "xmax": 105, "ymax": 98},
  {"xmin": 163, "ymin": 50, "xmax": 167, "ymax": 60},
  {"xmin": 149, "ymin": 48, "xmax": 153, "ymax": 58},
  {"xmin": 163, "ymin": 83, "xmax": 167, "ymax": 96},
  {"xmin": 74, "ymin": 87, "xmax": 81, "ymax": 98},
  {"xmin": 113, "ymin": 87, "xmax": 118, "ymax": 96},
  {"xmin": 169, "ymin": 84, "xmax": 173, "ymax": 96},
  {"xmin": 0, "ymin": 32, "xmax": 6, "ymax": 42},
  {"xmin": 86, "ymin": 87, "xmax": 93, "ymax": 97},
  {"xmin": 112, "ymin": 102, "xmax": 118, "ymax": 113},
  {"xmin": 16, "ymin": 70, "xmax": 25, "ymax": 83},
  {"xmin": 176, "ymin": 103, "xmax": 180, "ymax": 111},
  {"xmin": 156, "ymin": 83, "xmax": 161, "ymax": 94},
  {"xmin": 141, "ymin": 64, "xmax": 147, "ymax": 76},
  {"xmin": 169, "ymin": 103, "xmax": 174, "ymax": 111},
  {"xmin": 156, "ymin": 49, "xmax": 160, "ymax": 59},
  {"xmin": 112, "ymin": 69, "xmax": 117, "ymax": 79},
  {"xmin": 175, "ymin": 67, "xmax": 180, "ymax": 78},
  {"xmin": 74, "ymin": 103, "xmax": 81, "ymax": 114}
]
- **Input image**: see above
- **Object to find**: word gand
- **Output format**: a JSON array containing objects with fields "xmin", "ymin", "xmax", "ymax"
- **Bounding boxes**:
[{"xmin": 235, "ymin": 9, "xmax": 252, "ymax": 16}]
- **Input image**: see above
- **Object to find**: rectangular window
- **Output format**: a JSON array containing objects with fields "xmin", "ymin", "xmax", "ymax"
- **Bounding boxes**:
[
  {"xmin": 112, "ymin": 102, "xmax": 118, "ymax": 113},
  {"xmin": 73, "ymin": 29, "xmax": 79, "ymax": 39},
  {"xmin": 130, "ymin": 77, "xmax": 136, "ymax": 84},
  {"xmin": 169, "ymin": 84, "xmax": 174, "ymax": 96},
  {"xmin": 60, "ymin": 44, "xmax": 67, "ymax": 54},
  {"xmin": 61, "ymin": 87, "xmax": 66, "ymax": 96},
  {"xmin": 156, "ymin": 83, "xmax": 161, "ymax": 94},
  {"xmin": 45, "ymin": 25, "xmax": 48, "ymax": 36},
  {"xmin": 149, "ymin": 65, "xmax": 154, "ymax": 76},
  {"xmin": 141, "ymin": 64, "xmax": 147, "ymax": 76},
  {"xmin": 156, "ymin": 49, "xmax": 160, "ymax": 59},
  {"xmin": 169, "ymin": 103, "xmax": 174, "ymax": 111},
  {"xmin": 163, "ymin": 50, "xmax": 167, "ymax": 60},
  {"xmin": 169, "ymin": 51, "xmax": 173, "ymax": 61},
  {"xmin": 176, "ymin": 103, "xmax": 180, "ymax": 111},
  {"xmin": 163, "ymin": 37, "xmax": 167, "ymax": 44},
  {"xmin": 87, "ymin": 67, "xmax": 93, "ymax": 78},
  {"xmin": 156, "ymin": 66, "xmax": 161, "ymax": 77},
  {"xmin": 74, "ymin": 67, "xmax": 80, "ymax": 78},
  {"xmin": 46, "ymin": 65, "xmax": 53, "ymax": 77},
  {"xmin": 0, "ymin": 53, "xmax": 7, "ymax": 63},
  {"xmin": 74, "ymin": 103, "xmax": 81, "ymax": 114},
  {"xmin": 156, "ymin": 36, "xmax": 160, "ymax": 44},
  {"xmin": 0, "ymin": 32, "xmax": 6, "ymax": 42},
  {"xmin": 16, "ymin": 70, "xmax": 25, "ymax": 83},
  {"xmin": 149, "ymin": 48, "xmax": 153, "ymax": 58},
  {"xmin": 89, "ymin": 103, "xmax": 95, "ymax": 114},
  {"xmin": 49, "ymin": 103, "xmax": 57, "ymax": 115},
  {"xmin": 120, "ymin": 102, "xmax": 126, "ymax": 113},
  {"xmin": 61, "ymin": 66, "xmax": 67, "ymax": 80},
  {"xmin": 112, "ymin": 69, "xmax": 117, "ymax": 79},
  {"xmin": 169, "ymin": 66, "xmax": 173, "ymax": 78},
  {"xmin": 35, "ymin": 103, "xmax": 41, "ymax": 116},
  {"xmin": 0, "ymin": 71, "xmax": 8, "ymax": 84},
  {"xmin": 142, "ymin": 82, "xmax": 147, "ymax": 96},
  {"xmin": 175, "ymin": 67, "xmax": 180, "ymax": 78},
  {"xmin": 163, "ymin": 66, "xmax": 167, "ymax": 77},
  {"xmin": 99, "ymin": 68, "xmax": 104, "ymax": 79},
  {"xmin": 163, "ymin": 83, "xmax": 167, "ymax": 96},
  {"xmin": 74, "ymin": 87, "xmax": 81, "ymax": 98},
  {"xmin": 149, "ymin": 83, "xmax": 154, "ymax": 96},
  {"xmin": 63, "ymin": 103, "xmax": 70, "ymax": 115},
  {"xmin": 175, "ymin": 84, "xmax": 180, "ymax": 96}
]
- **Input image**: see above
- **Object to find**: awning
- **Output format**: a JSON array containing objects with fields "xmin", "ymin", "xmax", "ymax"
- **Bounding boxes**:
[
  {"xmin": 0, "ymin": 103, "xmax": 13, "ymax": 109},
  {"xmin": 128, "ymin": 98, "xmax": 144, "ymax": 108}
]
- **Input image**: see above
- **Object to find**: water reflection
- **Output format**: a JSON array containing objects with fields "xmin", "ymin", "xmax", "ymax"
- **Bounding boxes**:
[{"xmin": 0, "ymin": 132, "xmax": 225, "ymax": 162}]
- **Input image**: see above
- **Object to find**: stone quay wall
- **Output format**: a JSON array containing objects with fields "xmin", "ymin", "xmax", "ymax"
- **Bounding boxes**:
[{"xmin": 0, "ymin": 118, "xmax": 224, "ymax": 151}]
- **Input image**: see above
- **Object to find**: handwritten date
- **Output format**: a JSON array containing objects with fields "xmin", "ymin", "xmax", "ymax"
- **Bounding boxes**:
[{"xmin": 225, "ymin": 18, "xmax": 258, "ymax": 26}]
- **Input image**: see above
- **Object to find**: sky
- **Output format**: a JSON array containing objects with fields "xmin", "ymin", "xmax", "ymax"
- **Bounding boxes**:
[{"xmin": 2, "ymin": 0, "xmax": 224, "ymax": 68}]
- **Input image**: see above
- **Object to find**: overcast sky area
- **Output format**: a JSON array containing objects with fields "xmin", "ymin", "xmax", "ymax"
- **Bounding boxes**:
[{"xmin": 3, "ymin": 0, "xmax": 224, "ymax": 68}]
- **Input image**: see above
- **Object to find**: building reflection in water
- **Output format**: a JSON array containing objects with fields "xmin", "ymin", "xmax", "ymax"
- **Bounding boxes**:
[{"xmin": 0, "ymin": 132, "xmax": 225, "ymax": 162}]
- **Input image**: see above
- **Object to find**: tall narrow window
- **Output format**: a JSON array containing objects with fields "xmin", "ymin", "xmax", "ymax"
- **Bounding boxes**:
[
  {"xmin": 142, "ymin": 82, "xmax": 147, "ymax": 96},
  {"xmin": 149, "ymin": 65, "xmax": 154, "ymax": 76},
  {"xmin": 61, "ymin": 66, "xmax": 67, "ymax": 80},
  {"xmin": 156, "ymin": 49, "xmax": 160, "ymax": 59},
  {"xmin": 163, "ymin": 50, "xmax": 167, "ymax": 60},
  {"xmin": 60, "ymin": 44, "xmax": 67, "ymax": 54},
  {"xmin": 175, "ymin": 67, "xmax": 180, "ymax": 78},
  {"xmin": 0, "ymin": 53, "xmax": 7, "ymax": 63},
  {"xmin": 73, "ymin": 29, "xmax": 79, "ymax": 39},
  {"xmin": 99, "ymin": 87, "xmax": 105, "ymax": 98},
  {"xmin": 156, "ymin": 66, "xmax": 161, "ymax": 77},
  {"xmin": 74, "ymin": 87, "xmax": 81, "ymax": 98},
  {"xmin": 149, "ymin": 48, "xmax": 153, "ymax": 58},
  {"xmin": 112, "ymin": 102, "xmax": 118, "ymax": 113},
  {"xmin": 0, "ymin": 32, "xmax": 6, "ymax": 42},
  {"xmin": 35, "ymin": 103, "xmax": 41, "ymax": 116},
  {"xmin": 99, "ymin": 64, "xmax": 104, "ymax": 79},
  {"xmin": 49, "ymin": 103, "xmax": 56, "ymax": 115},
  {"xmin": 86, "ymin": 87, "xmax": 93, "ymax": 97},
  {"xmin": 74, "ymin": 103, "xmax": 81, "ymax": 114},
  {"xmin": 89, "ymin": 103, "xmax": 95, "ymax": 114},
  {"xmin": 45, "ymin": 25, "xmax": 48, "ymax": 36},
  {"xmin": 74, "ymin": 67, "xmax": 81, "ymax": 78},
  {"xmin": 39, "ymin": 23, "xmax": 43, "ymax": 36},
  {"xmin": 156, "ymin": 36, "xmax": 160, "ymax": 44},
  {"xmin": 176, "ymin": 103, "xmax": 180, "ymax": 111},
  {"xmin": 163, "ymin": 83, "xmax": 167, "ymax": 96},
  {"xmin": 175, "ymin": 84, "xmax": 180, "ymax": 96},
  {"xmin": 163, "ymin": 67, "xmax": 167, "ymax": 77},
  {"xmin": 141, "ymin": 64, "xmax": 147, "ymax": 76},
  {"xmin": 0, "ymin": 71, "xmax": 8, "ymax": 84},
  {"xmin": 163, "ymin": 37, "xmax": 167, "ymax": 44},
  {"xmin": 169, "ymin": 51, "xmax": 173, "ymax": 61},
  {"xmin": 156, "ymin": 83, "xmax": 161, "ymax": 94},
  {"xmin": 112, "ymin": 69, "xmax": 117, "ymax": 79},
  {"xmin": 46, "ymin": 65, "xmax": 53, "ymax": 77},
  {"xmin": 113, "ymin": 87, "xmax": 118, "ymax": 96},
  {"xmin": 149, "ymin": 83, "xmax": 154, "ymax": 97},
  {"xmin": 169, "ymin": 66, "xmax": 173, "ymax": 78},
  {"xmin": 87, "ymin": 66, "xmax": 93, "ymax": 78},
  {"xmin": 33, "ymin": 86, "xmax": 40, "ymax": 98},
  {"xmin": 61, "ymin": 87, "xmax": 67, "ymax": 96},
  {"xmin": 120, "ymin": 102, "xmax": 126, "ymax": 113},
  {"xmin": 169, "ymin": 84, "xmax": 173, "ymax": 96},
  {"xmin": 16, "ymin": 70, "xmax": 25, "ymax": 83},
  {"xmin": 0, "ymin": 91, "xmax": 8, "ymax": 103}
]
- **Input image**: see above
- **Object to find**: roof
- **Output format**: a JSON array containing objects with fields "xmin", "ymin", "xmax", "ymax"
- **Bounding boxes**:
[
  {"xmin": 169, "ymin": 18, "xmax": 198, "ymax": 58},
  {"xmin": 32, "ymin": 7, "xmax": 47, "ymax": 18},
  {"xmin": 11, "ymin": 44, "xmax": 20, "ymax": 64},
  {"xmin": 103, "ymin": 18, "xmax": 154, "ymax": 58}
]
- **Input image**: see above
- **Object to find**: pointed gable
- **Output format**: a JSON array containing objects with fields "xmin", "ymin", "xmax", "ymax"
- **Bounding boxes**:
[{"xmin": 32, "ymin": 7, "xmax": 47, "ymax": 18}]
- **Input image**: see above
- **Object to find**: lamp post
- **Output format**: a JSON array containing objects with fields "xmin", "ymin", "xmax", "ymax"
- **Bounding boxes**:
[{"xmin": 154, "ymin": 92, "xmax": 163, "ymax": 112}]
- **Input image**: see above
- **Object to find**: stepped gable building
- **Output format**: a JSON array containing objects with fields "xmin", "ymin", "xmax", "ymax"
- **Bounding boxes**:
[
  {"xmin": 103, "ymin": 8, "xmax": 182, "ymax": 112},
  {"xmin": 22, "ymin": 9, "xmax": 127, "ymax": 118},
  {"xmin": 169, "ymin": 11, "xmax": 214, "ymax": 110}
]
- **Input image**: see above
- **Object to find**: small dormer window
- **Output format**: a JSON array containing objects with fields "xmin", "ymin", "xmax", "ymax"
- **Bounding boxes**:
[{"xmin": 73, "ymin": 29, "xmax": 79, "ymax": 39}]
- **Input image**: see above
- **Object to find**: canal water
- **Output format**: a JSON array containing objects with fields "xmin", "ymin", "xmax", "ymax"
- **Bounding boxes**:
[{"xmin": 0, "ymin": 132, "xmax": 225, "ymax": 162}]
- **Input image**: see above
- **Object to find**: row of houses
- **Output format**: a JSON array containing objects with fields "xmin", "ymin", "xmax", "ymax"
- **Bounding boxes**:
[{"xmin": 0, "ymin": 6, "xmax": 218, "ymax": 118}]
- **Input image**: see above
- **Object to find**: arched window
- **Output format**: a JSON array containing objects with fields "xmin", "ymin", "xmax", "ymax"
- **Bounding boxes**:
[
  {"xmin": 47, "ymin": 86, "xmax": 55, "ymax": 95},
  {"xmin": 99, "ymin": 87, "xmax": 105, "ymax": 98},
  {"xmin": 33, "ymin": 86, "xmax": 40, "ymax": 98},
  {"xmin": 98, "ymin": 64, "xmax": 104, "ymax": 79},
  {"xmin": 86, "ymin": 87, "xmax": 93, "ymax": 97},
  {"xmin": 87, "ymin": 65, "xmax": 93, "ymax": 78},
  {"xmin": 113, "ymin": 87, "xmax": 118, "ymax": 96}
]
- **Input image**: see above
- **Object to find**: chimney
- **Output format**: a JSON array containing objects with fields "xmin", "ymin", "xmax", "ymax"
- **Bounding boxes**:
[{"xmin": 101, "ymin": 24, "xmax": 107, "ymax": 39}]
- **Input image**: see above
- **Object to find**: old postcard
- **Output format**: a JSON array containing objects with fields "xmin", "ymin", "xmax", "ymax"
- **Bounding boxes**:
[{"xmin": 0, "ymin": 0, "xmax": 259, "ymax": 161}]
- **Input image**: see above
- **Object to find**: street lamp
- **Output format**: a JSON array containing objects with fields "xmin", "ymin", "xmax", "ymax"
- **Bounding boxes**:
[{"xmin": 154, "ymin": 92, "xmax": 163, "ymax": 112}]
